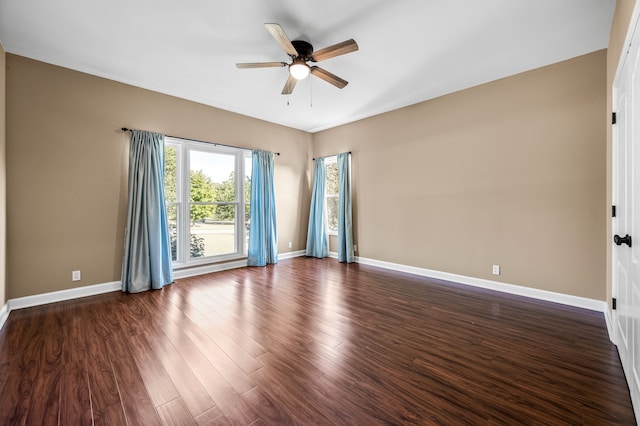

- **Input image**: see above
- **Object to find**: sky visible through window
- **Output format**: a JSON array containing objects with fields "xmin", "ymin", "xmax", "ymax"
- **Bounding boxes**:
[
  {"xmin": 190, "ymin": 151, "xmax": 234, "ymax": 183},
  {"xmin": 189, "ymin": 150, "xmax": 252, "ymax": 183}
]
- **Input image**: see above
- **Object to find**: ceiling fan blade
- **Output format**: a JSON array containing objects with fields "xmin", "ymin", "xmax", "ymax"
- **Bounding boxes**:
[
  {"xmin": 310, "ymin": 66, "xmax": 348, "ymax": 89},
  {"xmin": 265, "ymin": 23, "xmax": 298, "ymax": 56},
  {"xmin": 281, "ymin": 74, "xmax": 297, "ymax": 95},
  {"xmin": 236, "ymin": 62, "xmax": 287, "ymax": 69},
  {"xmin": 311, "ymin": 39, "xmax": 359, "ymax": 62}
]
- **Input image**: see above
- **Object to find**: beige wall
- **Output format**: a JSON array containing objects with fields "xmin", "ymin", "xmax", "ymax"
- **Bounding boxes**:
[
  {"xmin": 5, "ymin": 55, "xmax": 312, "ymax": 299},
  {"xmin": 3, "ymin": 46, "xmax": 611, "ymax": 302},
  {"xmin": 606, "ymin": 1, "xmax": 637, "ymax": 310},
  {"xmin": 314, "ymin": 50, "xmax": 607, "ymax": 300},
  {"xmin": 0, "ymin": 43, "xmax": 5, "ymax": 307}
]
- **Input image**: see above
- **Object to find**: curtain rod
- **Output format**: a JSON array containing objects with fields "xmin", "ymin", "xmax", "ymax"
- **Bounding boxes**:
[
  {"xmin": 121, "ymin": 128, "xmax": 280, "ymax": 156},
  {"xmin": 313, "ymin": 151, "xmax": 351, "ymax": 161}
]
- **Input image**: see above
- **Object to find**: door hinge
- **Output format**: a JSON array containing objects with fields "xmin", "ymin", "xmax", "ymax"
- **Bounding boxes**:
[
  {"xmin": 612, "ymin": 205, "xmax": 617, "ymax": 218},
  {"xmin": 612, "ymin": 298, "xmax": 617, "ymax": 310},
  {"xmin": 612, "ymin": 112, "xmax": 617, "ymax": 125}
]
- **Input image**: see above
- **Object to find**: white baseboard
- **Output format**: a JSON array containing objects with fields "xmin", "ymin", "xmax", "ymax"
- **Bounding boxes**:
[
  {"xmin": 0, "ymin": 252, "xmax": 308, "ymax": 330},
  {"xmin": 279, "ymin": 250, "xmax": 306, "ymax": 260},
  {"xmin": 173, "ymin": 251, "xmax": 305, "ymax": 280},
  {"xmin": 173, "ymin": 259, "xmax": 248, "ymax": 280},
  {"xmin": 9, "ymin": 281, "xmax": 122, "ymax": 311},
  {"xmin": 0, "ymin": 282, "xmax": 121, "ymax": 331},
  {"xmin": 0, "ymin": 259, "xmax": 249, "ymax": 331},
  {"xmin": 356, "ymin": 256, "xmax": 607, "ymax": 313},
  {"xmin": 0, "ymin": 252, "xmax": 607, "ymax": 333}
]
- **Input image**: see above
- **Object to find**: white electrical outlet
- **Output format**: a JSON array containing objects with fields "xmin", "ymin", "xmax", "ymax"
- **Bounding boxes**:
[
  {"xmin": 288, "ymin": 241, "xmax": 292, "ymax": 248},
  {"xmin": 354, "ymin": 244, "xmax": 358, "ymax": 253},
  {"xmin": 72, "ymin": 270, "xmax": 81, "ymax": 281},
  {"xmin": 492, "ymin": 265, "xmax": 500, "ymax": 275}
]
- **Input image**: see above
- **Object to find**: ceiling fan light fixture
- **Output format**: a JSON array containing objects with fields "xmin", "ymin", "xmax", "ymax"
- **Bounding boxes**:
[{"xmin": 289, "ymin": 60, "xmax": 310, "ymax": 80}]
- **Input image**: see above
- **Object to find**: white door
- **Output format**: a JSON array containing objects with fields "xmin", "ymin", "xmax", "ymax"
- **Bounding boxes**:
[{"xmin": 613, "ymin": 19, "xmax": 640, "ymax": 423}]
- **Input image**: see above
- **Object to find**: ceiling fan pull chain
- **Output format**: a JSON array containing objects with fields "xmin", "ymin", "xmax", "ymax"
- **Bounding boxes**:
[{"xmin": 310, "ymin": 79, "xmax": 313, "ymax": 107}]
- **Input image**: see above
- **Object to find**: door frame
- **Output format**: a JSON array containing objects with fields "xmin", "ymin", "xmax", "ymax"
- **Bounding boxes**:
[
  {"xmin": 611, "ymin": 4, "xmax": 640, "ymax": 423},
  {"xmin": 611, "ymin": 2, "xmax": 640, "ymax": 344}
]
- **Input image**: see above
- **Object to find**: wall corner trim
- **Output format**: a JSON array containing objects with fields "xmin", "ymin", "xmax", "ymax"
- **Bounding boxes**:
[
  {"xmin": 604, "ymin": 307, "xmax": 614, "ymax": 342},
  {"xmin": 0, "ymin": 303, "xmax": 9, "ymax": 331},
  {"xmin": 356, "ymin": 256, "xmax": 607, "ymax": 313}
]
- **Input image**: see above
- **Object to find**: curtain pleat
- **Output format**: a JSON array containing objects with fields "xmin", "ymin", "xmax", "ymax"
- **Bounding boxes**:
[
  {"xmin": 306, "ymin": 158, "xmax": 329, "ymax": 258},
  {"xmin": 248, "ymin": 150, "xmax": 278, "ymax": 266},
  {"xmin": 122, "ymin": 130, "xmax": 173, "ymax": 292},
  {"xmin": 337, "ymin": 153, "xmax": 355, "ymax": 263}
]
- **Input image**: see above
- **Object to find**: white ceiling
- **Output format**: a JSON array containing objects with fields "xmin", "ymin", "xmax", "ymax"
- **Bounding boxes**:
[{"xmin": 0, "ymin": 0, "xmax": 616, "ymax": 133}]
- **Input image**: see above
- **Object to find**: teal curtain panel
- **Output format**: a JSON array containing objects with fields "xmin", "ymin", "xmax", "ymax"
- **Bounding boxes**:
[
  {"xmin": 306, "ymin": 157, "xmax": 329, "ymax": 258},
  {"xmin": 337, "ymin": 152, "xmax": 354, "ymax": 263},
  {"xmin": 248, "ymin": 149, "xmax": 278, "ymax": 266},
  {"xmin": 121, "ymin": 130, "xmax": 173, "ymax": 292}
]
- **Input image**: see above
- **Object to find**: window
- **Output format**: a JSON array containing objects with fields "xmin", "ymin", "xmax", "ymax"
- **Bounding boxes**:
[
  {"xmin": 324, "ymin": 156, "xmax": 338, "ymax": 235},
  {"xmin": 164, "ymin": 137, "xmax": 251, "ymax": 266}
]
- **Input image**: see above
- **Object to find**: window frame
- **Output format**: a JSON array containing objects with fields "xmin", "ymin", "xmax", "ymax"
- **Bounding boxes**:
[
  {"xmin": 324, "ymin": 156, "xmax": 338, "ymax": 236},
  {"xmin": 165, "ymin": 137, "xmax": 251, "ymax": 268}
]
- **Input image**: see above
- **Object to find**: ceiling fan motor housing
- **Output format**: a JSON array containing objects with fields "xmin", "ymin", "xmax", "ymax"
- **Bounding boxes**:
[{"xmin": 291, "ymin": 40, "xmax": 314, "ymax": 61}]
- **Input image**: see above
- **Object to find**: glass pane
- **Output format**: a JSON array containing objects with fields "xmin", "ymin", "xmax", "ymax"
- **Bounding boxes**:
[
  {"xmin": 326, "ymin": 162, "xmax": 339, "ymax": 196},
  {"xmin": 190, "ymin": 204, "xmax": 236, "ymax": 258},
  {"xmin": 189, "ymin": 150, "xmax": 236, "ymax": 222},
  {"xmin": 326, "ymin": 195, "xmax": 338, "ymax": 233},
  {"xmin": 167, "ymin": 203, "xmax": 178, "ymax": 262},
  {"xmin": 215, "ymin": 172, "xmax": 237, "ymax": 203},
  {"xmin": 164, "ymin": 145, "xmax": 178, "ymax": 202}
]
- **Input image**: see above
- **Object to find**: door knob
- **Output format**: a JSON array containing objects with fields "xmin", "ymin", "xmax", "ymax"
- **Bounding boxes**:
[{"xmin": 614, "ymin": 234, "xmax": 632, "ymax": 247}]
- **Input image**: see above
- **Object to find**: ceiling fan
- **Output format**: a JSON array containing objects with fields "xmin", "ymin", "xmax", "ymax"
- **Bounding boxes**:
[{"xmin": 236, "ymin": 23, "xmax": 359, "ymax": 95}]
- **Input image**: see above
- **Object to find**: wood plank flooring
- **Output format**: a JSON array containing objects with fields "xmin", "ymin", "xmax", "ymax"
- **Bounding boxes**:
[{"xmin": 0, "ymin": 257, "xmax": 635, "ymax": 425}]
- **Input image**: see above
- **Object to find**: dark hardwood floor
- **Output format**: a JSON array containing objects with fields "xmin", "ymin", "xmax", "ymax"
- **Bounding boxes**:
[{"xmin": 0, "ymin": 257, "xmax": 635, "ymax": 425}]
